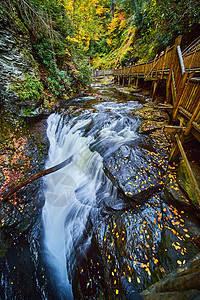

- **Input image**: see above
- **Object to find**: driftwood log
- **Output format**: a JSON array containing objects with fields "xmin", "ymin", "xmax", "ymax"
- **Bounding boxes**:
[{"xmin": 1, "ymin": 156, "xmax": 72, "ymax": 203}]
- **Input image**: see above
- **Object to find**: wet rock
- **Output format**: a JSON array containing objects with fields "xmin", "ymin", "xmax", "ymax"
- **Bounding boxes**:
[
  {"xmin": 116, "ymin": 88, "xmax": 147, "ymax": 103},
  {"xmin": 177, "ymin": 160, "xmax": 200, "ymax": 209},
  {"xmin": 142, "ymin": 290, "xmax": 200, "ymax": 300},
  {"xmin": 75, "ymin": 193, "xmax": 200, "ymax": 298},
  {"xmin": 136, "ymin": 104, "xmax": 169, "ymax": 134},
  {"xmin": 77, "ymin": 195, "xmax": 167, "ymax": 296},
  {"xmin": 0, "ymin": 116, "xmax": 47, "ymax": 234},
  {"xmin": 141, "ymin": 254, "xmax": 200, "ymax": 299},
  {"xmin": 165, "ymin": 173, "xmax": 192, "ymax": 210},
  {"xmin": 104, "ymin": 141, "xmax": 167, "ymax": 204},
  {"xmin": 193, "ymin": 236, "xmax": 200, "ymax": 248},
  {"xmin": 0, "ymin": 179, "xmax": 43, "ymax": 233},
  {"xmin": 165, "ymin": 161, "xmax": 200, "ymax": 219}
]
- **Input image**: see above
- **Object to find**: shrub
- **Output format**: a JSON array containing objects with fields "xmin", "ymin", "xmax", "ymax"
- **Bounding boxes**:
[{"xmin": 11, "ymin": 74, "xmax": 44, "ymax": 101}]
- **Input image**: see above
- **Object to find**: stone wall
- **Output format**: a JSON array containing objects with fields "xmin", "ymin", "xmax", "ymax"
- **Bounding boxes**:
[{"xmin": 0, "ymin": 10, "xmax": 43, "ymax": 115}]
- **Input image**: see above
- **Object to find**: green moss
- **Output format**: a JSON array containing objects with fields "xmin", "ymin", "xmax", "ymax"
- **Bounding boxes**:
[
  {"xmin": 177, "ymin": 161, "xmax": 200, "ymax": 208},
  {"xmin": 11, "ymin": 74, "xmax": 44, "ymax": 101}
]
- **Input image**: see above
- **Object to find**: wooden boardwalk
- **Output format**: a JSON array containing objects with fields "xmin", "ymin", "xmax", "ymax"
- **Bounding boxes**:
[
  {"xmin": 93, "ymin": 36, "xmax": 200, "ymax": 202},
  {"xmin": 93, "ymin": 36, "xmax": 200, "ymax": 143}
]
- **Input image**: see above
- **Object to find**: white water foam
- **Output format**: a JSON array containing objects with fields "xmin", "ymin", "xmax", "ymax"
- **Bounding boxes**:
[{"xmin": 42, "ymin": 113, "xmax": 115, "ymax": 298}]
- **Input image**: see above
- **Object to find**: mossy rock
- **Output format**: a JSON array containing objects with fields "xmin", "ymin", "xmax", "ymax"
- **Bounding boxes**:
[
  {"xmin": 141, "ymin": 254, "xmax": 200, "ymax": 299},
  {"xmin": 177, "ymin": 160, "xmax": 200, "ymax": 209},
  {"xmin": 164, "ymin": 173, "xmax": 192, "ymax": 209}
]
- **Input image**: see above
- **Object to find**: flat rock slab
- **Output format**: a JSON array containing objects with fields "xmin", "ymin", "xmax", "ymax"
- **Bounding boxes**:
[{"xmin": 104, "ymin": 140, "xmax": 168, "ymax": 204}]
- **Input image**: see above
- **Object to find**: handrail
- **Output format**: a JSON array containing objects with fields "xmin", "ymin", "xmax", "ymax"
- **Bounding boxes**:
[
  {"xmin": 182, "ymin": 36, "xmax": 200, "ymax": 56},
  {"xmin": 93, "ymin": 36, "xmax": 200, "ymax": 136}
]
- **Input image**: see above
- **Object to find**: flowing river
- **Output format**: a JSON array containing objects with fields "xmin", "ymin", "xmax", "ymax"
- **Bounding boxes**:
[{"xmin": 0, "ymin": 82, "xmax": 200, "ymax": 299}]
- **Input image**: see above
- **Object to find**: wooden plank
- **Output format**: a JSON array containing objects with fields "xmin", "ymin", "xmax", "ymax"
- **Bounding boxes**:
[
  {"xmin": 172, "ymin": 72, "xmax": 188, "ymax": 120},
  {"xmin": 186, "ymin": 84, "xmax": 198, "ymax": 111},
  {"xmin": 173, "ymin": 72, "xmax": 195, "ymax": 119},
  {"xmin": 179, "ymin": 106, "xmax": 192, "ymax": 118},
  {"xmin": 188, "ymin": 48, "xmax": 198, "ymax": 69},
  {"xmin": 164, "ymin": 125, "xmax": 186, "ymax": 134},
  {"xmin": 175, "ymin": 134, "xmax": 200, "ymax": 205},
  {"xmin": 169, "ymin": 134, "xmax": 185, "ymax": 162},
  {"xmin": 190, "ymin": 77, "xmax": 200, "ymax": 83},
  {"xmin": 184, "ymin": 97, "xmax": 200, "ymax": 135},
  {"xmin": 193, "ymin": 121, "xmax": 200, "ymax": 133}
]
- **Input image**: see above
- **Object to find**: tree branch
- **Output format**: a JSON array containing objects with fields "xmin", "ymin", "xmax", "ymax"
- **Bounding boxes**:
[{"xmin": 1, "ymin": 156, "xmax": 72, "ymax": 203}]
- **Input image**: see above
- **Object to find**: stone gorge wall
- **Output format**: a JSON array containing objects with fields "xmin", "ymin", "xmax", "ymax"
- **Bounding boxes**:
[{"xmin": 0, "ymin": 8, "xmax": 43, "ymax": 116}]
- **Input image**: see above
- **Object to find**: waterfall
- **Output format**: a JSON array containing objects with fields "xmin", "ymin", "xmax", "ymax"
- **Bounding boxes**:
[{"xmin": 42, "ymin": 113, "xmax": 115, "ymax": 299}]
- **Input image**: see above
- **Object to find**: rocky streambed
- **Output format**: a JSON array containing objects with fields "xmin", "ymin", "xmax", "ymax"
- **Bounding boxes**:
[{"xmin": 0, "ymin": 81, "xmax": 200, "ymax": 299}]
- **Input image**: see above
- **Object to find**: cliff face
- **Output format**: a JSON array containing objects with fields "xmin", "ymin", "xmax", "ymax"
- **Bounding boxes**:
[
  {"xmin": 0, "ymin": 10, "xmax": 43, "ymax": 116},
  {"xmin": 0, "ymin": 0, "xmax": 91, "ymax": 117}
]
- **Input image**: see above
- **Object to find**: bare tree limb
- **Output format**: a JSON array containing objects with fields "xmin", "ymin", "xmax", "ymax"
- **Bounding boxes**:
[{"xmin": 1, "ymin": 156, "xmax": 72, "ymax": 203}]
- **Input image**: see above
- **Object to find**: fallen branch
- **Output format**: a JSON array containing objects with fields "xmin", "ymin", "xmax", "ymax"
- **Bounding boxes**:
[{"xmin": 1, "ymin": 156, "xmax": 72, "ymax": 203}]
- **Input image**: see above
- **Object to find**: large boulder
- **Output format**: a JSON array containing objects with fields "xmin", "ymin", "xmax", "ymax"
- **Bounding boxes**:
[{"xmin": 103, "ymin": 140, "xmax": 167, "ymax": 205}]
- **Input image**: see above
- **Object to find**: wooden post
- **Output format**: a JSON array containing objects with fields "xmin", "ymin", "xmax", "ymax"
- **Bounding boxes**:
[
  {"xmin": 136, "ymin": 77, "xmax": 139, "ymax": 89},
  {"xmin": 169, "ymin": 133, "xmax": 185, "ymax": 162},
  {"xmin": 122, "ymin": 76, "xmax": 125, "ymax": 87},
  {"xmin": 144, "ymin": 61, "xmax": 148, "ymax": 77},
  {"xmin": 155, "ymin": 54, "xmax": 161, "ymax": 78},
  {"xmin": 151, "ymin": 56, "xmax": 157, "ymax": 78},
  {"xmin": 165, "ymin": 84, "xmax": 171, "ymax": 104},
  {"xmin": 171, "ymin": 70, "xmax": 177, "ymax": 105},
  {"xmin": 152, "ymin": 80, "xmax": 159, "ymax": 100},
  {"xmin": 128, "ymin": 76, "xmax": 131, "ymax": 87},
  {"xmin": 161, "ymin": 46, "xmax": 170, "ymax": 79}
]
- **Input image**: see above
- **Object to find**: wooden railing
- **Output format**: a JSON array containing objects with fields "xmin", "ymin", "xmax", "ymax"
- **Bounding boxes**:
[
  {"xmin": 113, "ymin": 44, "xmax": 200, "ymax": 79},
  {"xmin": 92, "ymin": 69, "xmax": 114, "ymax": 78},
  {"xmin": 93, "ymin": 36, "xmax": 200, "ymax": 202},
  {"xmin": 93, "ymin": 38, "xmax": 200, "ymax": 80},
  {"xmin": 93, "ymin": 36, "xmax": 200, "ymax": 141}
]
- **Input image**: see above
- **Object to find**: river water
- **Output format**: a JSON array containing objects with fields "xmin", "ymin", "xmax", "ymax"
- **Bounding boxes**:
[{"xmin": 0, "ymin": 82, "xmax": 200, "ymax": 299}]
